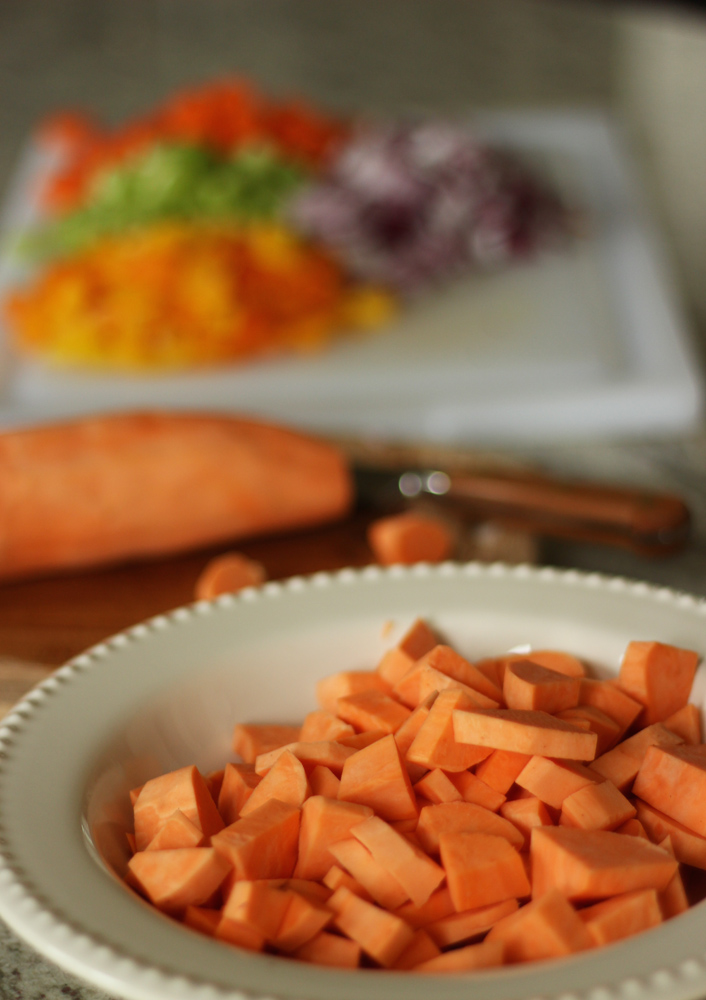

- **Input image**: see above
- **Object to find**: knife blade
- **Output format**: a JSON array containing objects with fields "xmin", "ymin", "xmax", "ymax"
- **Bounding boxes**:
[{"xmin": 352, "ymin": 464, "xmax": 691, "ymax": 556}]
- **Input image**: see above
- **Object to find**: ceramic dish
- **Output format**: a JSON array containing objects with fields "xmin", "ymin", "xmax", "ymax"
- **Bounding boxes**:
[{"xmin": 1, "ymin": 561, "xmax": 706, "ymax": 1000}]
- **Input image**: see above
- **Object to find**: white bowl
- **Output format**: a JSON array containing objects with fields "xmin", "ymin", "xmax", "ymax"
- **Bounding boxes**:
[{"xmin": 1, "ymin": 562, "xmax": 706, "ymax": 1000}]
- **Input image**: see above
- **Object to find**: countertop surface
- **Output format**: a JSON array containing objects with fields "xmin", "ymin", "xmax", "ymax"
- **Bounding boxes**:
[{"xmin": 2, "ymin": 1, "xmax": 706, "ymax": 997}]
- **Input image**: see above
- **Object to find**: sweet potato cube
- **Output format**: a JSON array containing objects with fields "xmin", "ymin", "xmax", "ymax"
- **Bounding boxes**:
[
  {"xmin": 663, "ymin": 703, "xmax": 702, "ymax": 745},
  {"xmin": 133, "ymin": 765, "xmax": 224, "ymax": 851},
  {"xmin": 273, "ymin": 891, "xmax": 333, "ymax": 952},
  {"xmin": 453, "ymin": 708, "xmax": 597, "ymax": 761},
  {"xmin": 322, "ymin": 864, "xmax": 374, "ymax": 901},
  {"xmin": 590, "ymin": 723, "xmax": 684, "ymax": 791},
  {"xmin": 210, "ymin": 799, "xmax": 300, "ymax": 880},
  {"xmin": 633, "ymin": 743, "xmax": 706, "ymax": 838},
  {"xmin": 407, "ymin": 689, "xmax": 493, "ymax": 772},
  {"xmin": 450, "ymin": 770, "xmax": 506, "ymax": 811},
  {"xmin": 579, "ymin": 889, "xmax": 663, "ymax": 946},
  {"xmin": 560, "ymin": 779, "xmax": 636, "ymax": 831},
  {"xmin": 352, "ymin": 815, "xmax": 446, "ymax": 907},
  {"xmin": 656, "ymin": 836, "xmax": 689, "ymax": 917},
  {"xmin": 578, "ymin": 679, "xmax": 643, "ymax": 736},
  {"xmin": 555, "ymin": 706, "xmax": 623, "ymax": 755},
  {"xmin": 417, "ymin": 800, "xmax": 525, "ymax": 854},
  {"xmin": 615, "ymin": 818, "xmax": 648, "ymax": 838},
  {"xmin": 215, "ymin": 914, "xmax": 266, "ymax": 951},
  {"xmin": 183, "ymin": 905, "xmax": 221, "ymax": 936},
  {"xmin": 254, "ymin": 740, "xmax": 355, "ymax": 776},
  {"xmin": 338, "ymin": 733, "xmax": 418, "ymax": 821},
  {"xmin": 393, "ymin": 886, "xmax": 456, "ymax": 929},
  {"xmin": 439, "ymin": 831, "xmax": 530, "ymax": 911},
  {"xmin": 336, "ymin": 690, "xmax": 412, "ymax": 734},
  {"xmin": 530, "ymin": 827, "xmax": 677, "ymax": 901},
  {"xmin": 293, "ymin": 930, "xmax": 361, "ymax": 968},
  {"xmin": 634, "ymin": 799, "xmax": 706, "ymax": 871},
  {"xmin": 414, "ymin": 938, "xmax": 505, "ymax": 972},
  {"xmin": 218, "ymin": 763, "xmax": 261, "ymax": 826},
  {"xmin": 515, "ymin": 756, "xmax": 601, "ymax": 809},
  {"xmin": 328, "ymin": 885, "xmax": 415, "ymax": 967},
  {"xmin": 426, "ymin": 898, "xmax": 518, "ymax": 948},
  {"xmin": 503, "ymin": 660, "xmax": 580, "ymax": 714},
  {"xmin": 413, "ymin": 769, "xmax": 462, "ymax": 804},
  {"xmin": 144, "ymin": 809, "xmax": 205, "ymax": 851},
  {"xmin": 618, "ymin": 640, "xmax": 699, "ymax": 725},
  {"xmin": 128, "ymin": 847, "xmax": 231, "ymax": 915},
  {"xmin": 240, "ymin": 749, "xmax": 310, "ymax": 817},
  {"xmin": 485, "ymin": 887, "xmax": 592, "ymax": 961},
  {"xmin": 232, "ymin": 723, "xmax": 301, "ymax": 763},
  {"xmin": 392, "ymin": 929, "xmax": 441, "ymax": 970},
  {"xmin": 308, "ymin": 765, "xmax": 340, "ymax": 798},
  {"xmin": 523, "ymin": 650, "xmax": 587, "ymax": 678},
  {"xmin": 500, "ymin": 797, "xmax": 554, "ymax": 848},
  {"xmin": 316, "ymin": 671, "xmax": 390, "ymax": 713},
  {"xmin": 299, "ymin": 710, "xmax": 354, "ymax": 742},
  {"xmin": 294, "ymin": 795, "xmax": 373, "ymax": 881},
  {"xmin": 376, "ymin": 618, "xmax": 439, "ymax": 686},
  {"xmin": 223, "ymin": 879, "xmax": 292, "ymax": 939},
  {"xmin": 475, "ymin": 749, "xmax": 532, "ymax": 794},
  {"xmin": 329, "ymin": 837, "xmax": 409, "ymax": 909},
  {"xmin": 419, "ymin": 645, "xmax": 503, "ymax": 702}
]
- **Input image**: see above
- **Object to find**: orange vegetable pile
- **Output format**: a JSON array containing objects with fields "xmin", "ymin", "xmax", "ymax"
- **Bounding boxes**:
[
  {"xmin": 122, "ymin": 621, "xmax": 705, "ymax": 971},
  {"xmin": 5, "ymin": 223, "xmax": 395, "ymax": 369}
]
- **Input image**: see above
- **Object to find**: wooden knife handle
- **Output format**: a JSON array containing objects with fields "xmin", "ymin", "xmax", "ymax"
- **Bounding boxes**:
[{"xmin": 442, "ymin": 471, "xmax": 691, "ymax": 555}]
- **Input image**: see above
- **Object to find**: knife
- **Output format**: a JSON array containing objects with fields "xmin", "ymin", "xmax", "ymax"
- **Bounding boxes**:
[{"xmin": 352, "ymin": 464, "xmax": 691, "ymax": 556}]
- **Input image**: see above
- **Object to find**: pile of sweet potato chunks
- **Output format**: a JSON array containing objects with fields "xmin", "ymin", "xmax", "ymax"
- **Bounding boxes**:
[{"xmin": 124, "ymin": 620, "xmax": 704, "ymax": 971}]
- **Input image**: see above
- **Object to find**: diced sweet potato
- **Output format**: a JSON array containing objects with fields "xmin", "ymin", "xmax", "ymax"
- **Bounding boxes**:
[
  {"xmin": 634, "ymin": 799, "xmax": 706, "ymax": 871},
  {"xmin": 218, "ymin": 763, "xmax": 260, "ymax": 826},
  {"xmin": 417, "ymin": 801, "xmax": 525, "ymax": 854},
  {"xmin": 293, "ymin": 930, "xmax": 361, "ymax": 968},
  {"xmin": 439, "ymin": 831, "xmax": 530, "ymax": 911},
  {"xmin": 500, "ymin": 797, "xmax": 554, "ymax": 848},
  {"xmin": 590, "ymin": 723, "xmax": 684, "ymax": 791},
  {"xmin": 338, "ymin": 734, "xmax": 418, "ymax": 821},
  {"xmin": 475, "ymin": 750, "xmax": 532, "ymax": 794},
  {"xmin": 351, "ymin": 815, "xmax": 445, "ymax": 907},
  {"xmin": 376, "ymin": 618, "xmax": 439, "ymax": 686},
  {"xmin": 453, "ymin": 709, "xmax": 597, "ymax": 761},
  {"xmin": 211, "ymin": 799, "xmax": 301, "ymax": 880},
  {"xmin": 413, "ymin": 769, "xmax": 462, "ymax": 804},
  {"xmin": 328, "ymin": 885, "xmax": 415, "ymax": 967},
  {"xmin": 618, "ymin": 641, "xmax": 699, "ymax": 725},
  {"xmin": 254, "ymin": 740, "xmax": 355, "ymax": 776},
  {"xmin": 450, "ymin": 770, "xmax": 506, "ymax": 811},
  {"xmin": 633, "ymin": 744, "xmax": 706, "ymax": 838},
  {"xmin": 133, "ymin": 765, "xmax": 224, "ymax": 851},
  {"xmin": 414, "ymin": 938, "xmax": 505, "ymax": 972},
  {"xmin": 144, "ymin": 809, "xmax": 205, "ymax": 851},
  {"xmin": 316, "ymin": 671, "xmax": 390, "ymax": 714},
  {"xmin": 426, "ymin": 898, "xmax": 518, "ymax": 948},
  {"xmin": 329, "ymin": 837, "xmax": 409, "ymax": 909},
  {"xmin": 294, "ymin": 795, "xmax": 373, "ymax": 881},
  {"xmin": 485, "ymin": 887, "xmax": 592, "ymax": 961},
  {"xmin": 128, "ymin": 847, "xmax": 231, "ymax": 914},
  {"xmin": 240, "ymin": 749, "xmax": 310, "ymax": 816},
  {"xmin": 299, "ymin": 710, "xmax": 354, "ymax": 742},
  {"xmin": 663, "ymin": 703, "xmax": 702, "ymax": 745},
  {"xmin": 406, "ymin": 688, "xmax": 493, "ymax": 772},
  {"xmin": 515, "ymin": 756, "xmax": 600, "ymax": 810},
  {"xmin": 579, "ymin": 888, "xmax": 663, "ymax": 946},
  {"xmin": 559, "ymin": 780, "xmax": 636, "ymax": 831},
  {"xmin": 578, "ymin": 680, "xmax": 643, "ymax": 736},
  {"xmin": 555, "ymin": 705, "xmax": 622, "ymax": 755},
  {"xmin": 232, "ymin": 723, "xmax": 301, "ymax": 763},
  {"xmin": 503, "ymin": 660, "xmax": 580, "ymax": 714},
  {"xmin": 530, "ymin": 827, "xmax": 677, "ymax": 901},
  {"xmin": 392, "ymin": 929, "xmax": 441, "ymax": 970},
  {"xmin": 336, "ymin": 690, "xmax": 412, "ymax": 734}
]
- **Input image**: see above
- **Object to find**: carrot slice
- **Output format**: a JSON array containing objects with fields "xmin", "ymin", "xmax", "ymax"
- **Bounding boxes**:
[
  {"xmin": 530, "ymin": 826, "xmax": 678, "ymax": 901},
  {"xmin": 417, "ymin": 801, "xmax": 525, "ymax": 854},
  {"xmin": 414, "ymin": 938, "xmax": 505, "ymax": 972},
  {"xmin": 618, "ymin": 640, "xmax": 699, "ymax": 725},
  {"xmin": 453, "ymin": 708, "xmax": 598, "ymax": 761},
  {"xmin": 328, "ymin": 885, "xmax": 415, "ymax": 967},
  {"xmin": 294, "ymin": 795, "xmax": 373, "ymax": 881},
  {"xmin": 503, "ymin": 660, "xmax": 580, "ymax": 714},
  {"xmin": 376, "ymin": 618, "xmax": 439, "ymax": 686},
  {"xmin": 633, "ymin": 744, "xmax": 706, "ymax": 837},
  {"xmin": 579, "ymin": 889, "xmax": 663, "ymax": 946},
  {"xmin": 232, "ymin": 723, "xmax": 301, "ymax": 763},
  {"xmin": 128, "ymin": 847, "xmax": 231, "ymax": 914},
  {"xmin": 485, "ymin": 887, "xmax": 592, "ymax": 961},
  {"xmin": 367, "ymin": 511, "xmax": 455, "ymax": 566},
  {"xmin": 351, "ymin": 815, "xmax": 446, "ymax": 908},
  {"xmin": 133, "ymin": 765, "xmax": 224, "ymax": 851},
  {"xmin": 338, "ymin": 733, "xmax": 418, "ymax": 821},
  {"xmin": 210, "ymin": 799, "xmax": 300, "ymax": 879},
  {"xmin": 439, "ymin": 831, "xmax": 530, "ymax": 911}
]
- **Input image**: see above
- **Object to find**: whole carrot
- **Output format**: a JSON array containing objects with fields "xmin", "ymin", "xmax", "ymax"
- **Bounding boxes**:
[{"xmin": 0, "ymin": 411, "xmax": 352, "ymax": 579}]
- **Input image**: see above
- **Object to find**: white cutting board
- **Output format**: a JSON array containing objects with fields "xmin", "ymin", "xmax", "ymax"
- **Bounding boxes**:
[{"xmin": 0, "ymin": 112, "xmax": 702, "ymax": 444}]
